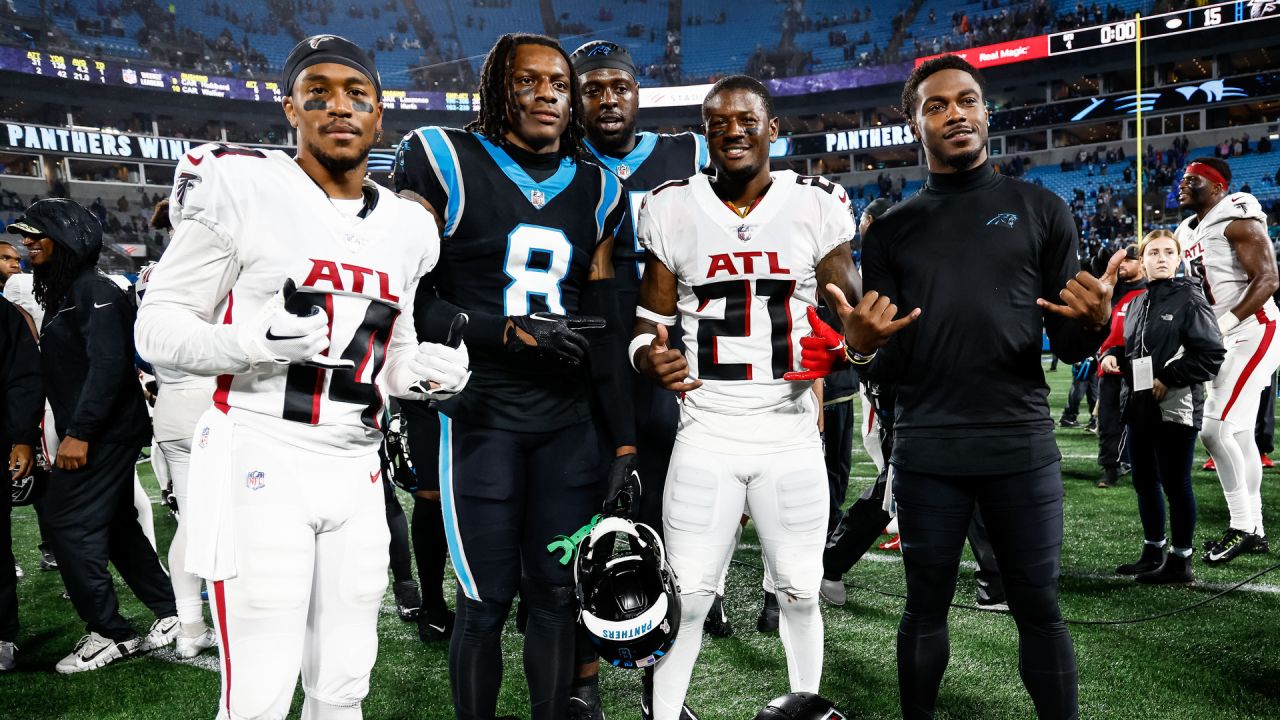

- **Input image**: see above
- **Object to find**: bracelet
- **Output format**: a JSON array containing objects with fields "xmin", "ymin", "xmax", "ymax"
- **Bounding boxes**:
[
  {"xmin": 844, "ymin": 346, "xmax": 877, "ymax": 365},
  {"xmin": 629, "ymin": 333, "xmax": 656, "ymax": 372}
]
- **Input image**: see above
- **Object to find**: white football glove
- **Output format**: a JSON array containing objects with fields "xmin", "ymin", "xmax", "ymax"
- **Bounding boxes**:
[
  {"xmin": 409, "ymin": 340, "xmax": 470, "ymax": 398},
  {"xmin": 237, "ymin": 280, "xmax": 331, "ymax": 366}
]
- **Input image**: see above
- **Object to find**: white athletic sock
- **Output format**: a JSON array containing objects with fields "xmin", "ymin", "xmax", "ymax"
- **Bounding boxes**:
[
  {"xmin": 777, "ymin": 592, "xmax": 823, "ymax": 691},
  {"xmin": 1172, "ymin": 547, "xmax": 1193, "ymax": 558},
  {"xmin": 300, "ymin": 697, "xmax": 362, "ymax": 720},
  {"xmin": 1144, "ymin": 538, "xmax": 1167, "ymax": 548},
  {"xmin": 653, "ymin": 592, "xmax": 714, "ymax": 720},
  {"xmin": 1250, "ymin": 488, "xmax": 1266, "ymax": 536}
]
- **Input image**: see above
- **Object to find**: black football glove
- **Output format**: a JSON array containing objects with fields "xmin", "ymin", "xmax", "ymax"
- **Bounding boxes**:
[
  {"xmin": 505, "ymin": 312, "xmax": 606, "ymax": 365},
  {"xmin": 603, "ymin": 453, "xmax": 641, "ymax": 519}
]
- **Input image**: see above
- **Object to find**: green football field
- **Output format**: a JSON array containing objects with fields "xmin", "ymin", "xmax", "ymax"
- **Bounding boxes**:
[{"xmin": 4, "ymin": 362, "xmax": 1280, "ymax": 719}]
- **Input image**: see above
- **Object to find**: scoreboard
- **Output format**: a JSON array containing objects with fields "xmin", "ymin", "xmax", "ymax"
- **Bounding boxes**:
[
  {"xmin": 1049, "ymin": 0, "xmax": 1280, "ymax": 55},
  {"xmin": 0, "ymin": 46, "xmax": 477, "ymax": 111}
]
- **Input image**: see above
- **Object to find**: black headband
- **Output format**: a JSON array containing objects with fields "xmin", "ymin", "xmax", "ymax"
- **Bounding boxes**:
[
  {"xmin": 283, "ymin": 34, "xmax": 381, "ymax": 97},
  {"xmin": 571, "ymin": 41, "xmax": 637, "ymax": 80}
]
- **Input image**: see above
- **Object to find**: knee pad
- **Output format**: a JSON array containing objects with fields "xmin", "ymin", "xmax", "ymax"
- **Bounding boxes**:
[
  {"xmin": 520, "ymin": 577, "xmax": 578, "ymax": 614},
  {"xmin": 1200, "ymin": 417, "xmax": 1234, "ymax": 451},
  {"xmin": 300, "ymin": 696, "xmax": 362, "ymax": 720},
  {"xmin": 457, "ymin": 595, "xmax": 511, "ymax": 637}
]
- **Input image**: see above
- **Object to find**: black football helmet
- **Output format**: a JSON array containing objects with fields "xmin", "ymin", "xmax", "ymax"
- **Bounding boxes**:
[
  {"xmin": 575, "ymin": 516, "xmax": 680, "ymax": 669},
  {"xmin": 11, "ymin": 466, "xmax": 48, "ymax": 507},
  {"xmin": 381, "ymin": 412, "xmax": 417, "ymax": 493},
  {"xmin": 754, "ymin": 693, "xmax": 847, "ymax": 720}
]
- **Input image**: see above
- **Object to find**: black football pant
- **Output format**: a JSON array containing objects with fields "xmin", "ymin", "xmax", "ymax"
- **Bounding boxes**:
[
  {"xmin": 1097, "ymin": 374, "xmax": 1128, "ymax": 469},
  {"xmin": 896, "ymin": 462, "xmax": 1077, "ymax": 720},
  {"xmin": 440, "ymin": 417, "xmax": 603, "ymax": 720},
  {"xmin": 44, "ymin": 441, "xmax": 176, "ymax": 642},
  {"xmin": 823, "ymin": 398, "xmax": 856, "ymax": 534},
  {"xmin": 1, "ymin": 467, "xmax": 16, "ymax": 643},
  {"xmin": 401, "ymin": 402, "xmax": 450, "ymax": 616}
]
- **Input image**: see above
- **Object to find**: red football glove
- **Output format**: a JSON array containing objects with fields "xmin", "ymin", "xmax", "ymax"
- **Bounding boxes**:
[{"xmin": 783, "ymin": 306, "xmax": 848, "ymax": 381}]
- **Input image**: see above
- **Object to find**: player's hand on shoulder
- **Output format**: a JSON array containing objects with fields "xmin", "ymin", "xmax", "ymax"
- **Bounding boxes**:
[
  {"xmin": 785, "ymin": 306, "xmax": 847, "ymax": 381},
  {"xmin": 238, "ymin": 279, "xmax": 331, "ymax": 366},
  {"xmin": 637, "ymin": 324, "xmax": 702, "ymax": 391},
  {"xmin": 1037, "ymin": 248, "xmax": 1124, "ymax": 331},
  {"xmin": 505, "ymin": 312, "xmax": 605, "ymax": 366},
  {"xmin": 825, "ymin": 283, "xmax": 921, "ymax": 356}
]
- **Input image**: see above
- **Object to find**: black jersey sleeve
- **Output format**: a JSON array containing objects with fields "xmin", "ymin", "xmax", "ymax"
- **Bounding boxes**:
[
  {"xmin": 856, "ymin": 221, "xmax": 901, "ymax": 382},
  {"xmin": 394, "ymin": 128, "xmax": 455, "ymax": 234},
  {"xmin": 1040, "ymin": 191, "xmax": 1108, "ymax": 362}
]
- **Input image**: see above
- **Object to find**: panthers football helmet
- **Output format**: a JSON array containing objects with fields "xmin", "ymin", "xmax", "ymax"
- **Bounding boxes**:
[
  {"xmin": 381, "ymin": 412, "xmax": 417, "ymax": 493},
  {"xmin": 754, "ymin": 693, "xmax": 846, "ymax": 720},
  {"xmin": 575, "ymin": 516, "xmax": 680, "ymax": 669}
]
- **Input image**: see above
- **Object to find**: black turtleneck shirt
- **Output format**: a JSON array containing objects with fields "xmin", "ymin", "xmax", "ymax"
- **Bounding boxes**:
[{"xmin": 861, "ymin": 162, "xmax": 1107, "ymax": 476}]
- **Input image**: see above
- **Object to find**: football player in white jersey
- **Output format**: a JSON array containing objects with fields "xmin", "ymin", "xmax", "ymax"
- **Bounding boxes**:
[
  {"xmin": 631, "ymin": 76, "xmax": 864, "ymax": 717},
  {"xmin": 135, "ymin": 36, "xmax": 469, "ymax": 720},
  {"xmin": 1176, "ymin": 157, "xmax": 1280, "ymax": 564}
]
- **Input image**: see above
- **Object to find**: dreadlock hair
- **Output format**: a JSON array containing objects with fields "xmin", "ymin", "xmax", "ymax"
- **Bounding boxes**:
[
  {"xmin": 150, "ymin": 198, "xmax": 172, "ymax": 231},
  {"xmin": 465, "ymin": 33, "xmax": 587, "ymax": 161},
  {"xmin": 32, "ymin": 241, "xmax": 79, "ymax": 311}
]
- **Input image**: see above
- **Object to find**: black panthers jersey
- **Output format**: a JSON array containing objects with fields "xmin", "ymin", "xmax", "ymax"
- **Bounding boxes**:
[
  {"xmin": 585, "ymin": 131, "xmax": 708, "ymax": 323},
  {"xmin": 395, "ymin": 127, "xmax": 626, "ymax": 432}
]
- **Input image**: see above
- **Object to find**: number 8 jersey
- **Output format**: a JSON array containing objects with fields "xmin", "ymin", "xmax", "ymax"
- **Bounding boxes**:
[
  {"xmin": 394, "ymin": 127, "xmax": 626, "ymax": 432},
  {"xmin": 637, "ymin": 171, "xmax": 856, "ymax": 453}
]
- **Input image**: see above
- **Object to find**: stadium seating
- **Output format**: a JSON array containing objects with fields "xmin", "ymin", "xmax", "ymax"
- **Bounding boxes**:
[
  {"xmin": 444, "ymin": 0, "xmax": 547, "ymax": 75},
  {"xmin": 791, "ymin": 0, "xmax": 900, "ymax": 73},
  {"xmin": 679, "ymin": 0, "xmax": 787, "ymax": 79}
]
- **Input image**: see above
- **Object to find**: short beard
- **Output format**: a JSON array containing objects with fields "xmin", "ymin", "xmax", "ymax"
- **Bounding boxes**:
[
  {"xmin": 590, "ymin": 116, "xmax": 637, "ymax": 154},
  {"xmin": 305, "ymin": 138, "xmax": 370, "ymax": 176},
  {"xmin": 943, "ymin": 146, "xmax": 985, "ymax": 172}
]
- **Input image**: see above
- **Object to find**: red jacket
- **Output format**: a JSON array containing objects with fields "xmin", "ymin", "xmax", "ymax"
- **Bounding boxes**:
[{"xmin": 1099, "ymin": 286, "xmax": 1148, "ymax": 375}]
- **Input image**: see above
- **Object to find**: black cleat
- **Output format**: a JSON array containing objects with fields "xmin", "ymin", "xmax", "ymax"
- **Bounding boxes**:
[
  {"xmin": 568, "ymin": 694, "xmax": 605, "ymax": 720},
  {"xmin": 1249, "ymin": 535, "xmax": 1270, "ymax": 554},
  {"xmin": 39, "ymin": 546, "xmax": 58, "ymax": 571},
  {"xmin": 1097, "ymin": 466, "xmax": 1119, "ymax": 488},
  {"xmin": 703, "ymin": 593, "xmax": 733, "ymax": 638},
  {"xmin": 1058, "ymin": 418, "xmax": 1080, "ymax": 428},
  {"xmin": 756, "ymin": 591, "xmax": 779, "ymax": 633},
  {"xmin": 1203, "ymin": 528, "xmax": 1259, "ymax": 565},
  {"xmin": 394, "ymin": 580, "xmax": 422, "ymax": 622},
  {"xmin": 418, "ymin": 608, "xmax": 454, "ymax": 642}
]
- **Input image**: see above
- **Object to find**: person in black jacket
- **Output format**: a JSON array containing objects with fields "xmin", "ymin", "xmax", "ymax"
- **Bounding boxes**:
[
  {"xmin": 8, "ymin": 199, "xmax": 177, "ymax": 674},
  {"xmin": 0, "ymin": 293, "xmax": 43, "ymax": 671},
  {"xmin": 1111, "ymin": 229, "xmax": 1225, "ymax": 584},
  {"xmin": 817, "ymin": 56, "xmax": 1123, "ymax": 720}
]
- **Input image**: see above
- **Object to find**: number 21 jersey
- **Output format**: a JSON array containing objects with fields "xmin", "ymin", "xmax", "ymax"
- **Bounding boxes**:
[{"xmin": 637, "ymin": 171, "xmax": 856, "ymax": 453}]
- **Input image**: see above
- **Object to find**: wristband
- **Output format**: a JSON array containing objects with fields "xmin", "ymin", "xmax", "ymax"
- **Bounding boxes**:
[
  {"xmin": 844, "ymin": 347, "xmax": 877, "ymax": 365},
  {"xmin": 1217, "ymin": 312, "xmax": 1241, "ymax": 336},
  {"xmin": 629, "ymin": 333, "xmax": 656, "ymax": 372},
  {"xmin": 636, "ymin": 306, "xmax": 677, "ymax": 326}
]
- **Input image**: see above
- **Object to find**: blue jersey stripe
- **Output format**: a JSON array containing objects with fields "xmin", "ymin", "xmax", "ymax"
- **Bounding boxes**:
[
  {"xmin": 438, "ymin": 415, "xmax": 480, "ymax": 601},
  {"xmin": 474, "ymin": 132, "xmax": 577, "ymax": 209},
  {"xmin": 418, "ymin": 127, "xmax": 463, "ymax": 236}
]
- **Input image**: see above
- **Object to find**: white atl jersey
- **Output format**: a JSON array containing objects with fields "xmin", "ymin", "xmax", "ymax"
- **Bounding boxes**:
[
  {"xmin": 137, "ymin": 143, "xmax": 439, "ymax": 455},
  {"xmin": 637, "ymin": 170, "xmax": 856, "ymax": 452},
  {"xmin": 1178, "ymin": 191, "xmax": 1276, "ymax": 326}
]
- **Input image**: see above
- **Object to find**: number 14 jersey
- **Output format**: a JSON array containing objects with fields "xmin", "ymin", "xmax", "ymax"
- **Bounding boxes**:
[{"xmin": 637, "ymin": 171, "xmax": 856, "ymax": 453}]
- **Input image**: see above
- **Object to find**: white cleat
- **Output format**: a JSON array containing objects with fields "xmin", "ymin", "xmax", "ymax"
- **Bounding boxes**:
[
  {"xmin": 175, "ymin": 628, "xmax": 218, "ymax": 659},
  {"xmin": 55, "ymin": 633, "xmax": 138, "ymax": 674},
  {"xmin": 138, "ymin": 616, "xmax": 180, "ymax": 652}
]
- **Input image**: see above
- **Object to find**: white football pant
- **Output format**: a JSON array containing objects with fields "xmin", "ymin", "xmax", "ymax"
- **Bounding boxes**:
[{"xmin": 653, "ymin": 442, "xmax": 827, "ymax": 719}]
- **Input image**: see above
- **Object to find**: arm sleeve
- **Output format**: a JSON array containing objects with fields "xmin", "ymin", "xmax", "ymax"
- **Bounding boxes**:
[
  {"xmin": 581, "ymin": 276, "xmax": 635, "ymax": 448},
  {"xmin": 855, "ymin": 223, "xmax": 899, "ymax": 382},
  {"xmin": 816, "ymin": 188, "xmax": 857, "ymax": 263},
  {"xmin": 1040, "ymin": 195, "xmax": 1108, "ymax": 363},
  {"xmin": 2, "ymin": 301, "xmax": 41, "ymax": 446},
  {"xmin": 65, "ymin": 283, "xmax": 139, "ymax": 441},
  {"xmin": 412, "ymin": 272, "xmax": 510, "ymax": 352},
  {"xmin": 635, "ymin": 194, "xmax": 673, "ymax": 272},
  {"xmin": 393, "ymin": 128, "xmax": 457, "ymax": 236},
  {"xmin": 135, "ymin": 219, "xmax": 249, "ymax": 376},
  {"xmin": 1159, "ymin": 286, "xmax": 1227, "ymax": 388}
]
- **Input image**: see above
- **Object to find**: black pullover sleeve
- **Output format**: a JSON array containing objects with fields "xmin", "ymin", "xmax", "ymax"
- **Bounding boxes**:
[
  {"xmin": 1040, "ymin": 195, "xmax": 1109, "ymax": 363},
  {"xmin": 64, "ymin": 280, "xmax": 138, "ymax": 442},
  {"xmin": 0, "ymin": 299, "xmax": 42, "ymax": 447}
]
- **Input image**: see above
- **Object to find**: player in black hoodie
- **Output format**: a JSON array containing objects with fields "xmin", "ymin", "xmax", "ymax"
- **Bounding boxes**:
[
  {"xmin": 815, "ymin": 57, "xmax": 1123, "ymax": 719},
  {"xmin": 9, "ymin": 199, "xmax": 175, "ymax": 674}
]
